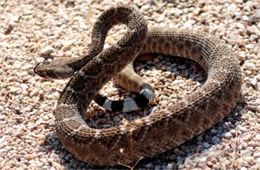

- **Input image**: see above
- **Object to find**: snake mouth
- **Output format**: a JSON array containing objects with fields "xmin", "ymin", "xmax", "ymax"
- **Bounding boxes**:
[{"xmin": 33, "ymin": 62, "xmax": 42, "ymax": 74}]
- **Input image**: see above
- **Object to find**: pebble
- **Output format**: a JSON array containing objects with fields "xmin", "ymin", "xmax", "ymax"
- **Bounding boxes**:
[
  {"xmin": 140, "ymin": 5, "xmax": 150, "ymax": 12},
  {"xmin": 160, "ymin": 100, "xmax": 168, "ymax": 107},
  {"xmin": 167, "ymin": 163, "xmax": 174, "ymax": 169},
  {"xmin": 246, "ymin": 25, "xmax": 259, "ymax": 35},
  {"xmin": 40, "ymin": 46, "xmax": 54, "ymax": 55},
  {"xmin": 255, "ymin": 134, "xmax": 260, "ymax": 141},
  {"xmin": 223, "ymin": 132, "xmax": 233, "ymax": 139},
  {"xmin": 183, "ymin": 20, "xmax": 196, "ymax": 28},
  {"xmin": 1, "ymin": 0, "xmax": 259, "ymax": 169},
  {"xmin": 244, "ymin": 61, "xmax": 256, "ymax": 71},
  {"xmin": 212, "ymin": 136, "xmax": 220, "ymax": 143},
  {"xmin": 245, "ymin": 44, "xmax": 254, "ymax": 49},
  {"xmin": 62, "ymin": 40, "xmax": 74, "ymax": 51},
  {"xmin": 203, "ymin": 142, "xmax": 210, "ymax": 149},
  {"xmin": 240, "ymin": 167, "xmax": 247, "ymax": 170},
  {"xmin": 24, "ymin": 153, "xmax": 38, "ymax": 160},
  {"xmin": 249, "ymin": 9, "xmax": 260, "ymax": 23},
  {"xmin": 255, "ymin": 74, "xmax": 260, "ymax": 82}
]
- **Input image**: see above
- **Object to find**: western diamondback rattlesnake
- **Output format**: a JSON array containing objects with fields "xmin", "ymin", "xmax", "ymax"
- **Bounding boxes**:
[{"xmin": 34, "ymin": 5, "xmax": 242, "ymax": 166}]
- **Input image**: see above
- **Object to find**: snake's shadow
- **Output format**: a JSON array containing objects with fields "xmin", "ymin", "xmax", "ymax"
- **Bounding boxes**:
[{"xmin": 41, "ymin": 55, "xmax": 245, "ymax": 169}]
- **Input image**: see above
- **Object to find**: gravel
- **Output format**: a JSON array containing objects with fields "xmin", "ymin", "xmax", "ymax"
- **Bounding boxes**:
[{"xmin": 0, "ymin": 0, "xmax": 259, "ymax": 169}]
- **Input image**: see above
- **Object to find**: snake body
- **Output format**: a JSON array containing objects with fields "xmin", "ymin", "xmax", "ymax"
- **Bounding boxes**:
[{"xmin": 34, "ymin": 5, "xmax": 242, "ymax": 166}]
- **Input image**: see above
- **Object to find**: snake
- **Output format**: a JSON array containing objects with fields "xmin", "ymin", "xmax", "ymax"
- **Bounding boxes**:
[{"xmin": 34, "ymin": 5, "xmax": 242, "ymax": 166}]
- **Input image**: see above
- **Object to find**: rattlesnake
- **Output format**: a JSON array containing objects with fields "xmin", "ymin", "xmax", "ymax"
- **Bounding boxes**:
[{"xmin": 34, "ymin": 5, "xmax": 242, "ymax": 166}]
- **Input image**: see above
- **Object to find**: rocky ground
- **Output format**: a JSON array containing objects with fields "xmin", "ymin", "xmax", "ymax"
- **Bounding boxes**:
[{"xmin": 0, "ymin": 0, "xmax": 259, "ymax": 169}]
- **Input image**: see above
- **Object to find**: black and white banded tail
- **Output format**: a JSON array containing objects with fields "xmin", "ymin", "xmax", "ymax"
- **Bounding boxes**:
[{"xmin": 95, "ymin": 83, "xmax": 154, "ymax": 112}]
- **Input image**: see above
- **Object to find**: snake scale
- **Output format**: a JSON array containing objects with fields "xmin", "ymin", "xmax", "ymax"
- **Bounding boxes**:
[{"xmin": 34, "ymin": 5, "xmax": 242, "ymax": 166}]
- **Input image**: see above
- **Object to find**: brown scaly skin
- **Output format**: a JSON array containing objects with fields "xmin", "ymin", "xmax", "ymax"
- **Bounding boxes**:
[{"xmin": 34, "ymin": 5, "xmax": 242, "ymax": 166}]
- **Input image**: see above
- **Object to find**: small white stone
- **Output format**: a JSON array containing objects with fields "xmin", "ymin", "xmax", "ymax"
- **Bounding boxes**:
[
  {"xmin": 183, "ymin": 20, "xmax": 196, "ymax": 28},
  {"xmin": 40, "ymin": 46, "xmax": 54, "ymax": 55},
  {"xmin": 242, "ymin": 15, "xmax": 249, "ymax": 21},
  {"xmin": 167, "ymin": 163, "xmax": 174, "ymax": 169},
  {"xmin": 223, "ymin": 132, "xmax": 232, "ymax": 139},
  {"xmin": 255, "ymin": 74, "xmax": 260, "ymax": 81},
  {"xmin": 253, "ymin": 151, "xmax": 260, "ymax": 158},
  {"xmin": 238, "ymin": 51, "xmax": 246, "ymax": 61},
  {"xmin": 104, "ymin": 44, "xmax": 110, "ymax": 49},
  {"xmin": 250, "ymin": 9, "xmax": 260, "ymax": 23},
  {"xmin": 62, "ymin": 40, "xmax": 74, "ymax": 51},
  {"xmin": 247, "ymin": 25, "xmax": 258, "ymax": 35},
  {"xmin": 238, "ymin": 125, "xmax": 248, "ymax": 132},
  {"xmin": 200, "ymin": 156, "xmax": 207, "ymax": 162},
  {"xmin": 244, "ymin": 61, "xmax": 256, "ymax": 71},
  {"xmin": 236, "ymin": 22, "xmax": 245, "ymax": 29},
  {"xmin": 244, "ymin": 156, "xmax": 254, "ymax": 162},
  {"xmin": 250, "ymin": 78, "xmax": 257, "ymax": 87},
  {"xmin": 0, "ymin": 105, "xmax": 3, "ymax": 112},
  {"xmin": 140, "ymin": 5, "xmax": 150, "ymax": 12}
]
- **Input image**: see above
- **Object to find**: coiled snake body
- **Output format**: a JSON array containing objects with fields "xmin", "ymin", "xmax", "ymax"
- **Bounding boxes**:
[{"xmin": 34, "ymin": 5, "xmax": 242, "ymax": 166}]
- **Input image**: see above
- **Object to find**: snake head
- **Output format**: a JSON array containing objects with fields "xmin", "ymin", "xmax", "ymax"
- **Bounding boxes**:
[{"xmin": 34, "ymin": 58, "xmax": 76, "ymax": 79}]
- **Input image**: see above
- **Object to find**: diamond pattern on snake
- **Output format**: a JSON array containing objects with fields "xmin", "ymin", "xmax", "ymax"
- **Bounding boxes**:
[{"xmin": 34, "ymin": 5, "xmax": 242, "ymax": 166}]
